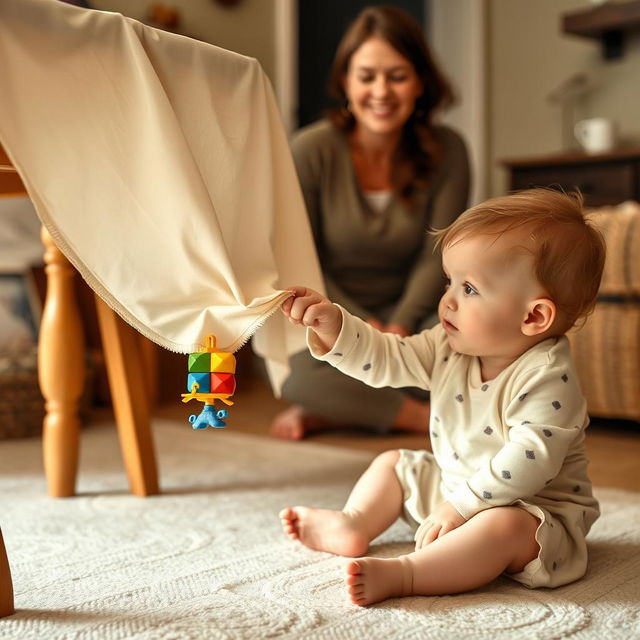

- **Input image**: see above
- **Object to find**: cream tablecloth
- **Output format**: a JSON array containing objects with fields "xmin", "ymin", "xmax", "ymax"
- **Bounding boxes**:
[{"xmin": 0, "ymin": 0, "xmax": 324, "ymax": 393}]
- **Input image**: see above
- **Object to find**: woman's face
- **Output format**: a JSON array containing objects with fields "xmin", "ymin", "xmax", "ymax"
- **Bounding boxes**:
[{"xmin": 344, "ymin": 36, "xmax": 423, "ymax": 138}]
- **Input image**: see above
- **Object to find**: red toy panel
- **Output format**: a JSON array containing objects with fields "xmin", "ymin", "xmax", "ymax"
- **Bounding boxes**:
[{"xmin": 210, "ymin": 372, "xmax": 236, "ymax": 395}]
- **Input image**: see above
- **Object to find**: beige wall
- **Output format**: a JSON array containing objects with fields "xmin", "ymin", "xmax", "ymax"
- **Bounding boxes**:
[
  {"xmin": 429, "ymin": 0, "xmax": 488, "ymax": 205},
  {"xmin": 489, "ymin": 0, "xmax": 640, "ymax": 196},
  {"xmin": 87, "ymin": 0, "xmax": 640, "ymax": 201},
  {"xmin": 92, "ymin": 0, "xmax": 276, "ymax": 83}
]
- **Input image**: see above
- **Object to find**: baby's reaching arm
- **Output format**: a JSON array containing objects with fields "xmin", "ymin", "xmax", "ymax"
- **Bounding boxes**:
[
  {"xmin": 282, "ymin": 286, "xmax": 439, "ymax": 390},
  {"xmin": 281, "ymin": 286, "xmax": 342, "ymax": 353}
]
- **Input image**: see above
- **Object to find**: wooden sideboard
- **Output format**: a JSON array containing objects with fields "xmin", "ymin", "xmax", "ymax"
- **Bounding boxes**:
[{"xmin": 503, "ymin": 147, "xmax": 640, "ymax": 207}]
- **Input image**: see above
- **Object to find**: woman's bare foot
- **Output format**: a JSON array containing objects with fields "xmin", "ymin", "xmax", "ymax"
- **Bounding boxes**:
[
  {"xmin": 269, "ymin": 405, "xmax": 335, "ymax": 440},
  {"xmin": 270, "ymin": 400, "xmax": 430, "ymax": 440},
  {"xmin": 279, "ymin": 506, "xmax": 369, "ymax": 557},
  {"xmin": 345, "ymin": 556, "xmax": 412, "ymax": 606}
]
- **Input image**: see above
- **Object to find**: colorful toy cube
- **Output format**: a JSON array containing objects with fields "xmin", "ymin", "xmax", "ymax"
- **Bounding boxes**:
[
  {"xmin": 210, "ymin": 372, "xmax": 236, "ymax": 395},
  {"xmin": 210, "ymin": 350, "xmax": 236, "ymax": 374},
  {"xmin": 188, "ymin": 352, "xmax": 211, "ymax": 373},
  {"xmin": 187, "ymin": 372, "xmax": 210, "ymax": 394}
]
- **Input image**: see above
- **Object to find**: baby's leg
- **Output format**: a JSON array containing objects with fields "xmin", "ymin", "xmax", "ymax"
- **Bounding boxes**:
[
  {"xmin": 345, "ymin": 506, "xmax": 540, "ymax": 605},
  {"xmin": 280, "ymin": 450, "xmax": 404, "ymax": 557}
]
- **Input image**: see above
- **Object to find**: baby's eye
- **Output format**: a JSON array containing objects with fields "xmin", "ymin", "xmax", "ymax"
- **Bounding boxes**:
[
  {"xmin": 463, "ymin": 283, "xmax": 478, "ymax": 296},
  {"xmin": 444, "ymin": 277, "xmax": 451, "ymax": 289}
]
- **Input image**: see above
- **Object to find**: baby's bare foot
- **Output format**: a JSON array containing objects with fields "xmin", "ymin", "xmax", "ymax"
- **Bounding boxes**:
[
  {"xmin": 279, "ymin": 506, "xmax": 369, "ymax": 557},
  {"xmin": 345, "ymin": 557, "xmax": 412, "ymax": 606}
]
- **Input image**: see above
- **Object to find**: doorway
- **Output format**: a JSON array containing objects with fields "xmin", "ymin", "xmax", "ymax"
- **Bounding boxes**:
[{"xmin": 297, "ymin": 0, "xmax": 426, "ymax": 128}]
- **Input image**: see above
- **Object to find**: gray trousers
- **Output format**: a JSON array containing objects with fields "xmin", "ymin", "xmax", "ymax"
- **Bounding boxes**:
[{"xmin": 280, "ymin": 311, "xmax": 438, "ymax": 434}]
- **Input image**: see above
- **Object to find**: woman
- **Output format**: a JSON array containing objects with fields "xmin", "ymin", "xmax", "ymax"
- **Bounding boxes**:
[{"xmin": 271, "ymin": 5, "xmax": 470, "ymax": 439}]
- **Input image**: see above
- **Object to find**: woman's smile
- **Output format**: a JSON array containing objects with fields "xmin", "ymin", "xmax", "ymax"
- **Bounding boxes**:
[{"xmin": 367, "ymin": 102, "xmax": 396, "ymax": 117}]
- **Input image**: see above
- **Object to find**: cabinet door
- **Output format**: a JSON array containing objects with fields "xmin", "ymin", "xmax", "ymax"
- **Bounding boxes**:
[{"xmin": 510, "ymin": 162, "xmax": 636, "ymax": 207}]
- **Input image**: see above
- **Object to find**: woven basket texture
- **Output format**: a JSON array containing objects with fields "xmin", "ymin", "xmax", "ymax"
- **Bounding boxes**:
[
  {"xmin": 568, "ymin": 201, "xmax": 640, "ymax": 421},
  {"xmin": 0, "ymin": 347, "xmax": 93, "ymax": 439}
]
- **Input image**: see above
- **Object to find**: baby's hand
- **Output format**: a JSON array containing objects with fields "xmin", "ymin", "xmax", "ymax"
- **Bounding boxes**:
[
  {"xmin": 281, "ymin": 286, "xmax": 342, "ymax": 351},
  {"xmin": 414, "ymin": 501, "xmax": 465, "ymax": 550}
]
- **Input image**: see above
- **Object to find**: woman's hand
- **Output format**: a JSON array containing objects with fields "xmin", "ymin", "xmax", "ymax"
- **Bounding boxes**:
[
  {"xmin": 282, "ymin": 286, "xmax": 342, "ymax": 352},
  {"xmin": 414, "ymin": 501, "xmax": 466, "ymax": 550},
  {"xmin": 365, "ymin": 319, "xmax": 410, "ymax": 338}
]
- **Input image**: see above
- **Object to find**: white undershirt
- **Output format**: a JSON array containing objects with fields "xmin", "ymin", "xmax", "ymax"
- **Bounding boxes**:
[{"xmin": 363, "ymin": 190, "xmax": 392, "ymax": 213}]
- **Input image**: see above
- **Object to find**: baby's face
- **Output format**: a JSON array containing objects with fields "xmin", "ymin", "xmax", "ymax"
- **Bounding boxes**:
[{"xmin": 438, "ymin": 232, "xmax": 546, "ymax": 359}]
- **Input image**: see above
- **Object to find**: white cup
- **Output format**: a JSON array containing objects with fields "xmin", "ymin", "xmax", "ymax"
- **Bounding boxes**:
[{"xmin": 574, "ymin": 118, "xmax": 616, "ymax": 154}]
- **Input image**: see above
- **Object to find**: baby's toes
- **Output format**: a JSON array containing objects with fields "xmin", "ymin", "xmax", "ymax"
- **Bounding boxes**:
[
  {"xmin": 345, "ymin": 573, "xmax": 363, "ymax": 587},
  {"xmin": 347, "ymin": 588, "xmax": 367, "ymax": 606},
  {"xmin": 284, "ymin": 527, "xmax": 299, "ymax": 540},
  {"xmin": 279, "ymin": 507, "xmax": 295, "ymax": 521},
  {"xmin": 348, "ymin": 584, "xmax": 365, "ymax": 597}
]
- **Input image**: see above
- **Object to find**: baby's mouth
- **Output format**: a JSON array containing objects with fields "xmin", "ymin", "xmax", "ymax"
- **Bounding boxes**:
[{"xmin": 443, "ymin": 318, "xmax": 458, "ymax": 332}]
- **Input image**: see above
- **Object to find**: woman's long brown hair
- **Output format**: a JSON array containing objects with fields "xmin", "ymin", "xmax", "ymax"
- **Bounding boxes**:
[{"xmin": 326, "ymin": 5, "xmax": 455, "ymax": 206}]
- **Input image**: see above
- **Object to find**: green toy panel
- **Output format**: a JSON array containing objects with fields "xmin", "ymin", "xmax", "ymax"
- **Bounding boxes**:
[{"xmin": 188, "ymin": 352, "xmax": 211, "ymax": 373}]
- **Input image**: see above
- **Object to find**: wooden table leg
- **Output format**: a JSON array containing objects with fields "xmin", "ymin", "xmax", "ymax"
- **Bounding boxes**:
[
  {"xmin": 139, "ymin": 334, "xmax": 159, "ymax": 409},
  {"xmin": 38, "ymin": 227, "xmax": 85, "ymax": 498},
  {"xmin": 0, "ymin": 528, "xmax": 14, "ymax": 618},
  {"xmin": 95, "ymin": 297, "xmax": 159, "ymax": 497}
]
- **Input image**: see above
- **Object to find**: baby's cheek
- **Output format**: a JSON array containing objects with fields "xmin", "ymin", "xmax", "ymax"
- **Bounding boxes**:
[{"xmin": 469, "ymin": 310, "xmax": 504, "ymax": 337}]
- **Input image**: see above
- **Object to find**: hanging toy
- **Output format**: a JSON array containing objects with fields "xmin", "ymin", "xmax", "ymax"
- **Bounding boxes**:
[{"xmin": 181, "ymin": 335, "xmax": 236, "ymax": 429}]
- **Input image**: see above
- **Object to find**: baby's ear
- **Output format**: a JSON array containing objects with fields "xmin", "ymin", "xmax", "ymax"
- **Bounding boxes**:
[{"xmin": 522, "ymin": 298, "xmax": 556, "ymax": 336}]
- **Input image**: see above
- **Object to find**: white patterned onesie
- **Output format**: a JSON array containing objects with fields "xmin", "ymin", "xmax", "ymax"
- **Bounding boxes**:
[{"xmin": 309, "ymin": 307, "xmax": 600, "ymax": 588}]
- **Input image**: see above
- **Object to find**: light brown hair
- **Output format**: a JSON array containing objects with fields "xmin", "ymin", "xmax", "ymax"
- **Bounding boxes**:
[
  {"xmin": 325, "ymin": 5, "xmax": 454, "ymax": 205},
  {"xmin": 433, "ymin": 188, "xmax": 606, "ymax": 332}
]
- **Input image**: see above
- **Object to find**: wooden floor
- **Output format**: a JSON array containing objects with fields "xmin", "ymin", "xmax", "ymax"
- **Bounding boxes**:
[{"xmin": 157, "ymin": 370, "xmax": 640, "ymax": 494}]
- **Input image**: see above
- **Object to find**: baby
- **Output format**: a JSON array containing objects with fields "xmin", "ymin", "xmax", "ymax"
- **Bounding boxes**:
[{"xmin": 278, "ymin": 188, "xmax": 606, "ymax": 606}]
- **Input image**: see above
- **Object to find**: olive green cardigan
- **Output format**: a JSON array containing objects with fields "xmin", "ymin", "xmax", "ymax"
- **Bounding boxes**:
[{"xmin": 291, "ymin": 119, "xmax": 470, "ymax": 332}]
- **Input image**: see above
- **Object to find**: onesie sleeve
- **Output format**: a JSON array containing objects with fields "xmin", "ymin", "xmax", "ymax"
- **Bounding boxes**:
[
  {"xmin": 447, "ymin": 354, "xmax": 587, "ymax": 520},
  {"xmin": 389, "ymin": 127, "xmax": 470, "ymax": 330},
  {"xmin": 308, "ymin": 306, "xmax": 440, "ymax": 390}
]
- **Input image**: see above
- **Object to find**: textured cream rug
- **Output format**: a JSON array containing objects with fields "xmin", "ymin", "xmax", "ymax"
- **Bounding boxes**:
[{"xmin": 1, "ymin": 419, "xmax": 639, "ymax": 639}]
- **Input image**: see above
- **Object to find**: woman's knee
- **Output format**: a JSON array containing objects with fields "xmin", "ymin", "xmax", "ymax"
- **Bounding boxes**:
[
  {"xmin": 280, "ymin": 374, "xmax": 306, "ymax": 405},
  {"xmin": 280, "ymin": 354, "xmax": 339, "ymax": 407},
  {"xmin": 280, "ymin": 361, "xmax": 319, "ymax": 405}
]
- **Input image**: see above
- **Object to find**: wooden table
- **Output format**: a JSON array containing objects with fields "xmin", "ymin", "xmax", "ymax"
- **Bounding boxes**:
[
  {"xmin": 0, "ymin": 145, "xmax": 159, "ymax": 498},
  {"xmin": 1, "ymin": 139, "xmax": 165, "ymax": 619}
]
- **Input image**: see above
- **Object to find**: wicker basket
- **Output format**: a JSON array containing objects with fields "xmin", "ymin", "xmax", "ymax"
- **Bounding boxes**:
[
  {"xmin": 568, "ymin": 201, "xmax": 640, "ymax": 422},
  {"xmin": 0, "ymin": 347, "xmax": 93, "ymax": 439},
  {"xmin": 0, "ymin": 348, "xmax": 44, "ymax": 439}
]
